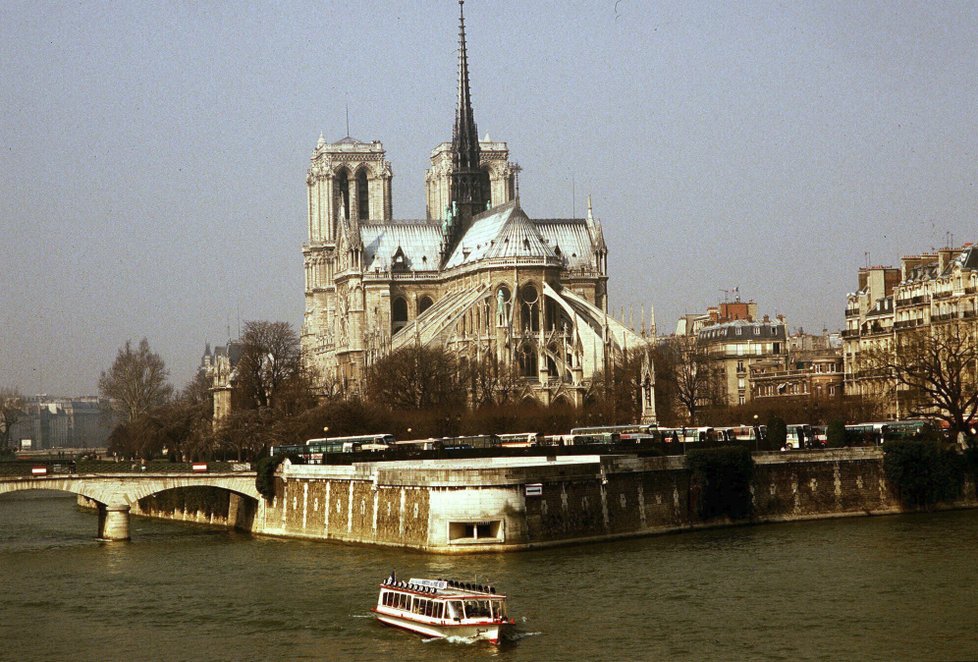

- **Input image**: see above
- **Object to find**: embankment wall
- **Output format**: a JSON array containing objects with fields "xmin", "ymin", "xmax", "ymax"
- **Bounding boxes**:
[{"xmin": 130, "ymin": 448, "xmax": 978, "ymax": 552}]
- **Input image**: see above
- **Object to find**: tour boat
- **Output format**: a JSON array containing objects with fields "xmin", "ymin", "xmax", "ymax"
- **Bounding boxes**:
[{"xmin": 373, "ymin": 573, "xmax": 514, "ymax": 644}]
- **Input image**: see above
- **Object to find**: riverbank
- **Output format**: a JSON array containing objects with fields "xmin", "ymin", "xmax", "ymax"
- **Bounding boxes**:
[{"xmin": 128, "ymin": 447, "xmax": 978, "ymax": 552}]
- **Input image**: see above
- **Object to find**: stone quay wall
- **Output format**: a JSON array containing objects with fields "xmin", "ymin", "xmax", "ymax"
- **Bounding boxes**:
[{"xmin": 131, "ymin": 448, "xmax": 978, "ymax": 553}]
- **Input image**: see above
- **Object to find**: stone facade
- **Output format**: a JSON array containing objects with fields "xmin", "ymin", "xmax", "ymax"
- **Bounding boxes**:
[
  {"xmin": 300, "ymin": 4, "xmax": 653, "ymax": 419},
  {"xmin": 844, "ymin": 243, "xmax": 978, "ymax": 417}
]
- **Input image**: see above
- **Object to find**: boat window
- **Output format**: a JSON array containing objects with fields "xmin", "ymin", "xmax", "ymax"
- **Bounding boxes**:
[
  {"xmin": 464, "ymin": 600, "xmax": 492, "ymax": 618},
  {"xmin": 398, "ymin": 593, "xmax": 408, "ymax": 610},
  {"xmin": 434, "ymin": 602, "xmax": 444, "ymax": 619},
  {"xmin": 424, "ymin": 601, "xmax": 433, "ymax": 617},
  {"xmin": 448, "ymin": 601, "xmax": 464, "ymax": 620},
  {"xmin": 495, "ymin": 599, "xmax": 506, "ymax": 618},
  {"xmin": 412, "ymin": 598, "xmax": 425, "ymax": 614}
]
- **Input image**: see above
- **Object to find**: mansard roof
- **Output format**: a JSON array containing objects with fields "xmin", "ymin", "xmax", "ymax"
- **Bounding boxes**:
[
  {"xmin": 361, "ymin": 223, "xmax": 441, "ymax": 272},
  {"xmin": 697, "ymin": 318, "xmax": 786, "ymax": 341},
  {"xmin": 947, "ymin": 244, "xmax": 978, "ymax": 274}
]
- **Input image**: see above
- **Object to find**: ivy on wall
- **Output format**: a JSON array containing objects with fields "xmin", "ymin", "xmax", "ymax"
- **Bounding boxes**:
[{"xmin": 255, "ymin": 453, "xmax": 302, "ymax": 501}]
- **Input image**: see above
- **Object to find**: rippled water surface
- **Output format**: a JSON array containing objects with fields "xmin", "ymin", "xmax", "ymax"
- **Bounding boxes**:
[{"xmin": 2, "ymin": 491, "xmax": 977, "ymax": 661}]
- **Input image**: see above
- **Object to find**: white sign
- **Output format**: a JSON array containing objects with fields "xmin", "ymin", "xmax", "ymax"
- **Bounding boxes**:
[
  {"xmin": 525, "ymin": 483, "xmax": 543, "ymax": 497},
  {"xmin": 409, "ymin": 578, "xmax": 448, "ymax": 590},
  {"xmin": 31, "ymin": 466, "xmax": 47, "ymax": 476},
  {"xmin": 192, "ymin": 463, "xmax": 208, "ymax": 473}
]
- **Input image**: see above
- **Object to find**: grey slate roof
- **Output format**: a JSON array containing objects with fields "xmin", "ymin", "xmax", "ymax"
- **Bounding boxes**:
[
  {"xmin": 355, "ymin": 200, "xmax": 601, "ymax": 272},
  {"xmin": 445, "ymin": 201, "xmax": 558, "ymax": 269},
  {"xmin": 697, "ymin": 319, "xmax": 787, "ymax": 341},
  {"xmin": 361, "ymin": 223, "xmax": 442, "ymax": 272}
]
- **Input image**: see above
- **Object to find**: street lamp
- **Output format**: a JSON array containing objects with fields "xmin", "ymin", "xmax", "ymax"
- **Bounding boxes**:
[{"xmin": 752, "ymin": 414, "xmax": 760, "ymax": 452}]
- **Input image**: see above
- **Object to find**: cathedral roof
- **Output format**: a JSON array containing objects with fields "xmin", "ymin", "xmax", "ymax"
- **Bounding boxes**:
[
  {"xmin": 361, "ymin": 223, "xmax": 441, "ymax": 272},
  {"xmin": 444, "ymin": 200, "xmax": 559, "ymax": 268},
  {"xmin": 533, "ymin": 219, "xmax": 597, "ymax": 271}
]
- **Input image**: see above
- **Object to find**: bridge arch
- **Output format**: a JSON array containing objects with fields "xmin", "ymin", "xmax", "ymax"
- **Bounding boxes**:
[{"xmin": 0, "ymin": 474, "xmax": 260, "ymax": 542}]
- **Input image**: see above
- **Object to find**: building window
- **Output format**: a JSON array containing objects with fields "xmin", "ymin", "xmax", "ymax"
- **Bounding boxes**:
[
  {"xmin": 392, "ymin": 297, "xmax": 408, "ymax": 334},
  {"xmin": 337, "ymin": 169, "xmax": 350, "ymax": 219},
  {"xmin": 356, "ymin": 169, "xmax": 369, "ymax": 220},
  {"xmin": 418, "ymin": 295, "xmax": 433, "ymax": 315}
]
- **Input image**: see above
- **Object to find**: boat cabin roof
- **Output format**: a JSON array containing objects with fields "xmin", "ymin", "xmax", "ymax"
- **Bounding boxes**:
[{"xmin": 380, "ymin": 577, "xmax": 506, "ymax": 600}]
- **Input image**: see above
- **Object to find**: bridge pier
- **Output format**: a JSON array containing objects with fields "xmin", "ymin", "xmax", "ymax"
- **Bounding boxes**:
[{"xmin": 97, "ymin": 504, "xmax": 131, "ymax": 541}]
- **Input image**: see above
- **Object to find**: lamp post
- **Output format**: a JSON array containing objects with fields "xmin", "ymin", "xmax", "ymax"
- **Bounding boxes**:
[{"xmin": 752, "ymin": 414, "xmax": 760, "ymax": 452}]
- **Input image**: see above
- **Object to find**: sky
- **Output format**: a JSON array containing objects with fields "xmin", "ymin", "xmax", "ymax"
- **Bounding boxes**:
[{"xmin": 3, "ymin": 1, "xmax": 978, "ymax": 396}]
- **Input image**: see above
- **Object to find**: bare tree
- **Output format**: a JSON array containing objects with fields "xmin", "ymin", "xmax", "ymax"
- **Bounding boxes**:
[
  {"xmin": 235, "ymin": 321, "xmax": 306, "ymax": 411},
  {"xmin": 658, "ymin": 336, "xmax": 722, "ymax": 425},
  {"xmin": 0, "ymin": 387, "xmax": 25, "ymax": 451},
  {"xmin": 867, "ymin": 321, "xmax": 978, "ymax": 438},
  {"xmin": 99, "ymin": 338, "xmax": 173, "ymax": 423},
  {"xmin": 366, "ymin": 345, "xmax": 466, "ymax": 410},
  {"xmin": 586, "ymin": 348, "xmax": 646, "ymax": 424}
]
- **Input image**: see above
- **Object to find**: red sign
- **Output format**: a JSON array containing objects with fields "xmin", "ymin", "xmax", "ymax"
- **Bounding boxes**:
[
  {"xmin": 192, "ymin": 463, "xmax": 208, "ymax": 473},
  {"xmin": 31, "ymin": 466, "xmax": 48, "ymax": 476}
]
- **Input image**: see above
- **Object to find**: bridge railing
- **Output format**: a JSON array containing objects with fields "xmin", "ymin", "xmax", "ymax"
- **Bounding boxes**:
[{"xmin": 0, "ymin": 460, "xmax": 252, "ymax": 478}]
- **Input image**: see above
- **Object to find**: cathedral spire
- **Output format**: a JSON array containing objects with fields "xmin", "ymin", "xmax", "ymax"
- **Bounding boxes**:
[{"xmin": 450, "ymin": 0, "xmax": 489, "ymax": 231}]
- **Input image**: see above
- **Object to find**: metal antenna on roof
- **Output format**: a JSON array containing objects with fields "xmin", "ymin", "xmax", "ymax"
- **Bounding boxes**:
[{"xmin": 346, "ymin": 103, "xmax": 350, "ymax": 138}]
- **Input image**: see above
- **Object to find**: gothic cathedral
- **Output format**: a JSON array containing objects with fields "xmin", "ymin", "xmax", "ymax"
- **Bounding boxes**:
[{"xmin": 301, "ymin": 2, "xmax": 655, "ymax": 422}]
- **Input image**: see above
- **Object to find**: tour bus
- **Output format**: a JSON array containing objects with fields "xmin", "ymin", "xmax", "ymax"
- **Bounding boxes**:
[
  {"xmin": 495, "ymin": 433, "xmax": 540, "ymax": 448},
  {"xmin": 881, "ymin": 419, "xmax": 940, "ymax": 442},
  {"xmin": 561, "ymin": 432, "xmax": 621, "ymax": 445},
  {"xmin": 844, "ymin": 422, "xmax": 887, "ymax": 446},
  {"xmin": 270, "ymin": 434, "xmax": 395, "ymax": 462},
  {"xmin": 391, "ymin": 438, "xmax": 440, "ymax": 451},
  {"xmin": 785, "ymin": 424, "xmax": 814, "ymax": 450},
  {"xmin": 570, "ymin": 425, "xmax": 652, "ymax": 437},
  {"xmin": 435, "ymin": 435, "xmax": 499, "ymax": 450}
]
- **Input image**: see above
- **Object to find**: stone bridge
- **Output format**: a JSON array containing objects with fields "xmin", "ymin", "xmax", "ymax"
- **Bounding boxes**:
[{"xmin": 0, "ymin": 473, "xmax": 260, "ymax": 541}]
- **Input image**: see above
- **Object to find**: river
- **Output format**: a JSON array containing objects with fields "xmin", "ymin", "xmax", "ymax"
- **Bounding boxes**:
[{"xmin": 1, "ymin": 491, "xmax": 976, "ymax": 661}]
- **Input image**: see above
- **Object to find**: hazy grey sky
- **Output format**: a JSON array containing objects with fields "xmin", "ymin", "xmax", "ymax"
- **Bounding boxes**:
[{"xmin": 3, "ymin": 1, "xmax": 977, "ymax": 395}]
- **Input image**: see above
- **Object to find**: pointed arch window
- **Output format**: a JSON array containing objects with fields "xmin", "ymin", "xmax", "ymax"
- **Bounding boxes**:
[
  {"xmin": 357, "ymin": 169, "xmax": 369, "ymax": 220},
  {"xmin": 337, "ymin": 170, "xmax": 351, "ymax": 220},
  {"xmin": 518, "ymin": 342, "xmax": 537, "ymax": 377}
]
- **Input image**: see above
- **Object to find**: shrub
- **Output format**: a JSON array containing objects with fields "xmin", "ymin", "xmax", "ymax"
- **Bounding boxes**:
[
  {"xmin": 826, "ymin": 420, "xmax": 847, "ymax": 448},
  {"xmin": 882, "ymin": 439, "xmax": 965, "ymax": 509},
  {"xmin": 686, "ymin": 446, "xmax": 754, "ymax": 521},
  {"xmin": 765, "ymin": 416, "xmax": 787, "ymax": 451}
]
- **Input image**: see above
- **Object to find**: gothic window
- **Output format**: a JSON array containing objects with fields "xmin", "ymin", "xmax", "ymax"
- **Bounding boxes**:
[
  {"xmin": 521, "ymin": 284, "xmax": 539, "ymax": 332},
  {"xmin": 518, "ymin": 342, "xmax": 537, "ymax": 377},
  {"xmin": 337, "ymin": 169, "xmax": 351, "ymax": 220},
  {"xmin": 392, "ymin": 297, "xmax": 408, "ymax": 335},
  {"xmin": 418, "ymin": 296, "xmax": 433, "ymax": 316},
  {"xmin": 356, "ymin": 168, "xmax": 369, "ymax": 220}
]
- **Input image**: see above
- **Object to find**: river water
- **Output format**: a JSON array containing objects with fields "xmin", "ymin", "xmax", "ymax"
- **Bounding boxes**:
[{"xmin": 1, "ymin": 491, "xmax": 976, "ymax": 661}]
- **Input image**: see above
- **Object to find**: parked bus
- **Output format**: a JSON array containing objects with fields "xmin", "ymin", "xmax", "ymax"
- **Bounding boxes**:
[
  {"xmin": 844, "ymin": 423, "xmax": 887, "ymax": 446},
  {"xmin": 570, "ymin": 424, "xmax": 652, "ymax": 436},
  {"xmin": 271, "ymin": 434, "xmax": 395, "ymax": 462},
  {"xmin": 561, "ymin": 432, "xmax": 621, "ymax": 446},
  {"xmin": 435, "ymin": 435, "xmax": 499, "ymax": 450},
  {"xmin": 881, "ymin": 420, "xmax": 941, "ymax": 442},
  {"xmin": 785, "ymin": 424, "xmax": 814, "ymax": 449},
  {"xmin": 495, "ymin": 433, "xmax": 540, "ymax": 448}
]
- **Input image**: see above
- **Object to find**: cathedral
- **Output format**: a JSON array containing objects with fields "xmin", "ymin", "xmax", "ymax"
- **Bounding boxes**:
[{"xmin": 300, "ymin": 2, "xmax": 655, "ymax": 421}]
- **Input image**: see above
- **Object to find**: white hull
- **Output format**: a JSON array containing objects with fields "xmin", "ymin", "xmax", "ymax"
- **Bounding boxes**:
[{"xmin": 374, "ymin": 610, "xmax": 506, "ymax": 643}]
